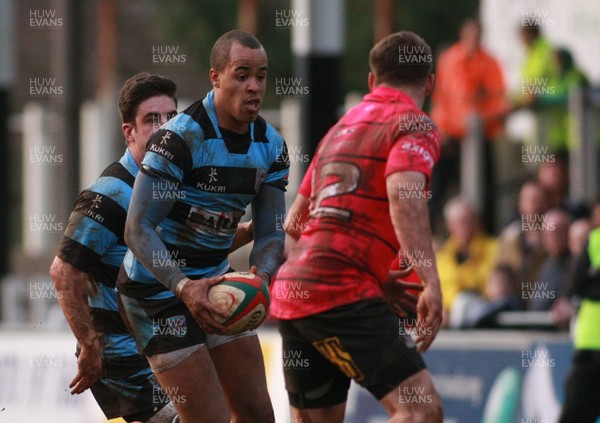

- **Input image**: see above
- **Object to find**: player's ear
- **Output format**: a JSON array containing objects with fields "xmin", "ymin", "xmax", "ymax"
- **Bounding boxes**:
[
  {"xmin": 368, "ymin": 72, "xmax": 375, "ymax": 91},
  {"xmin": 425, "ymin": 73, "xmax": 435, "ymax": 97},
  {"xmin": 122, "ymin": 123, "xmax": 134, "ymax": 144},
  {"xmin": 210, "ymin": 68, "xmax": 221, "ymax": 89}
]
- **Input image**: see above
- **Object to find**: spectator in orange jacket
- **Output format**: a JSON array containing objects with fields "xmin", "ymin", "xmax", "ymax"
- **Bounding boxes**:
[{"xmin": 430, "ymin": 19, "xmax": 508, "ymax": 235}]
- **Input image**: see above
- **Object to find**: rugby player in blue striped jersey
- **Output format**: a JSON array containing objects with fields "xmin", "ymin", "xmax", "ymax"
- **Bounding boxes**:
[
  {"xmin": 117, "ymin": 31, "xmax": 288, "ymax": 423},
  {"xmin": 51, "ymin": 73, "xmax": 185, "ymax": 422}
]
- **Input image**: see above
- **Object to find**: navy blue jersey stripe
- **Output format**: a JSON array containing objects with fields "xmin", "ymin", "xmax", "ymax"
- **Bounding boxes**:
[
  {"xmin": 89, "ymin": 262, "xmax": 120, "ymax": 289},
  {"xmin": 73, "ymin": 190, "xmax": 127, "ymax": 243},
  {"xmin": 184, "ymin": 100, "xmax": 218, "ymax": 140},
  {"xmin": 269, "ymin": 143, "xmax": 289, "ymax": 174},
  {"xmin": 100, "ymin": 162, "xmax": 135, "ymax": 188},
  {"xmin": 165, "ymin": 201, "xmax": 190, "ymax": 224},
  {"xmin": 145, "ymin": 128, "xmax": 193, "ymax": 174},
  {"xmin": 58, "ymin": 237, "xmax": 101, "ymax": 272},
  {"xmin": 183, "ymin": 166, "xmax": 262, "ymax": 195},
  {"xmin": 163, "ymin": 241, "xmax": 229, "ymax": 268},
  {"xmin": 117, "ymin": 274, "xmax": 170, "ymax": 299},
  {"xmin": 252, "ymin": 116, "xmax": 269, "ymax": 143},
  {"xmin": 91, "ymin": 307, "xmax": 130, "ymax": 334}
]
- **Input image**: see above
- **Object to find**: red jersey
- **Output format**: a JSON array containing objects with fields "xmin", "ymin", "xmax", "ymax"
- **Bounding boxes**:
[{"xmin": 271, "ymin": 86, "xmax": 440, "ymax": 319}]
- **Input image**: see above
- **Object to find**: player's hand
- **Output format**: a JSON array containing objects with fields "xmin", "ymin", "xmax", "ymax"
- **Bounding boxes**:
[
  {"xmin": 69, "ymin": 335, "xmax": 103, "ymax": 394},
  {"xmin": 180, "ymin": 276, "xmax": 228, "ymax": 334},
  {"xmin": 249, "ymin": 265, "xmax": 270, "ymax": 286},
  {"xmin": 415, "ymin": 283, "xmax": 442, "ymax": 352},
  {"xmin": 381, "ymin": 270, "xmax": 423, "ymax": 318}
]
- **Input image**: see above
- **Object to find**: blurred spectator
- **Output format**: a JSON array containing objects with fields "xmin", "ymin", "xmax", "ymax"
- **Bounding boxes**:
[
  {"xmin": 542, "ymin": 48, "xmax": 589, "ymax": 108},
  {"xmin": 436, "ymin": 198, "xmax": 498, "ymax": 317},
  {"xmin": 449, "ymin": 265, "xmax": 523, "ymax": 329},
  {"xmin": 495, "ymin": 181, "xmax": 549, "ymax": 283},
  {"xmin": 537, "ymin": 157, "xmax": 589, "ymax": 219},
  {"xmin": 517, "ymin": 23, "xmax": 558, "ymax": 107},
  {"xmin": 590, "ymin": 196, "xmax": 600, "ymax": 227},
  {"xmin": 551, "ymin": 218, "xmax": 593, "ymax": 327},
  {"xmin": 429, "ymin": 19, "xmax": 507, "ymax": 235},
  {"xmin": 516, "ymin": 25, "xmax": 589, "ymax": 151},
  {"xmin": 525, "ymin": 209, "xmax": 572, "ymax": 311}
]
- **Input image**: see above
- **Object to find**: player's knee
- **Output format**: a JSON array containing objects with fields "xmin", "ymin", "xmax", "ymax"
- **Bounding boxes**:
[
  {"xmin": 410, "ymin": 394, "xmax": 443, "ymax": 423},
  {"xmin": 230, "ymin": 399, "xmax": 274, "ymax": 423}
]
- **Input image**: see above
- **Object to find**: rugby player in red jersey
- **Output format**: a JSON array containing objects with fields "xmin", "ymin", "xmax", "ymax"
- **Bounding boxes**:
[{"xmin": 271, "ymin": 31, "xmax": 443, "ymax": 422}]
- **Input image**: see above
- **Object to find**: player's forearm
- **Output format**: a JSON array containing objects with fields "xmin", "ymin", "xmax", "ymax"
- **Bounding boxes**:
[
  {"xmin": 387, "ymin": 172, "xmax": 440, "ymax": 289},
  {"xmin": 250, "ymin": 184, "xmax": 286, "ymax": 281},
  {"xmin": 50, "ymin": 258, "xmax": 102, "ymax": 348},
  {"xmin": 284, "ymin": 194, "xmax": 309, "ymax": 241},
  {"xmin": 124, "ymin": 171, "xmax": 186, "ymax": 292}
]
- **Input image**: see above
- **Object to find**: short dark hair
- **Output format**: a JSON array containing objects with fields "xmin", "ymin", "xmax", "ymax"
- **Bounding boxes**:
[
  {"xmin": 118, "ymin": 72, "xmax": 177, "ymax": 124},
  {"xmin": 210, "ymin": 30, "xmax": 264, "ymax": 71},
  {"xmin": 369, "ymin": 31, "xmax": 433, "ymax": 86}
]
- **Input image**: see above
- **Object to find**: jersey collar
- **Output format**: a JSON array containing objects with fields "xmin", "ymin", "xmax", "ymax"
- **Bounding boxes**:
[
  {"xmin": 367, "ymin": 85, "xmax": 418, "ymax": 108},
  {"xmin": 121, "ymin": 148, "xmax": 139, "ymax": 177}
]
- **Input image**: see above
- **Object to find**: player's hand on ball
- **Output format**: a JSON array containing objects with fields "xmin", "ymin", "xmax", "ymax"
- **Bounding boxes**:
[
  {"xmin": 70, "ymin": 334, "xmax": 103, "ymax": 394},
  {"xmin": 415, "ymin": 284, "xmax": 442, "ymax": 353},
  {"xmin": 249, "ymin": 265, "xmax": 270, "ymax": 286},
  {"xmin": 382, "ymin": 270, "xmax": 423, "ymax": 318},
  {"xmin": 179, "ymin": 275, "xmax": 229, "ymax": 334}
]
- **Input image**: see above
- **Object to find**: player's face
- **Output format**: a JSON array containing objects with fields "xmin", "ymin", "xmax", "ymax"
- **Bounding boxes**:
[
  {"xmin": 123, "ymin": 95, "xmax": 177, "ymax": 166},
  {"xmin": 211, "ymin": 43, "xmax": 267, "ymax": 133}
]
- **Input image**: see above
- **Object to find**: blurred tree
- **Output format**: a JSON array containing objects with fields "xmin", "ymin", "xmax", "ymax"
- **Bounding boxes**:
[
  {"xmin": 344, "ymin": 0, "xmax": 480, "ymax": 102},
  {"xmin": 152, "ymin": 0, "xmax": 293, "ymax": 107},
  {"xmin": 151, "ymin": 0, "xmax": 479, "ymax": 108}
]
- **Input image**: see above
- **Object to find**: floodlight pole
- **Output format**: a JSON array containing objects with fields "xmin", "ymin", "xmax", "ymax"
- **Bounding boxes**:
[{"xmin": 292, "ymin": 0, "xmax": 345, "ymax": 170}]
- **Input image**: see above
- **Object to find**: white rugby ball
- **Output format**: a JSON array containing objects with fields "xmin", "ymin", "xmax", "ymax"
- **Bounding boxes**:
[{"xmin": 208, "ymin": 272, "xmax": 270, "ymax": 335}]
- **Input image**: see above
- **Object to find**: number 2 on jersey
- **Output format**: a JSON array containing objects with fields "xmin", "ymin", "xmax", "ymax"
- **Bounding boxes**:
[{"xmin": 310, "ymin": 162, "xmax": 360, "ymax": 221}]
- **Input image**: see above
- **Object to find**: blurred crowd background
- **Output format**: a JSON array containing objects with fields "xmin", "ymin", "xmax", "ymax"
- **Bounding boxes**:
[{"xmin": 1, "ymin": 0, "xmax": 599, "ymax": 334}]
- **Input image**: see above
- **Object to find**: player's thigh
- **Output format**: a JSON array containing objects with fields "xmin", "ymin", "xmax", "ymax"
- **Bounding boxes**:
[
  {"xmin": 150, "ymin": 345, "xmax": 229, "ymax": 423},
  {"xmin": 379, "ymin": 369, "xmax": 442, "ymax": 423},
  {"xmin": 208, "ymin": 331, "xmax": 274, "ymax": 422},
  {"xmin": 279, "ymin": 319, "xmax": 352, "ymax": 413},
  {"xmin": 297, "ymin": 299, "xmax": 427, "ymax": 401}
]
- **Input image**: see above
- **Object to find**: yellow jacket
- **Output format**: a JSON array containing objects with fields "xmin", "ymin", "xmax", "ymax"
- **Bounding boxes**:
[{"xmin": 436, "ymin": 233, "xmax": 498, "ymax": 310}]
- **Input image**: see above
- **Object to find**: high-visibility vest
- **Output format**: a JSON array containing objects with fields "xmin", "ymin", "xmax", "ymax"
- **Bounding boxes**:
[{"xmin": 574, "ymin": 228, "xmax": 600, "ymax": 350}]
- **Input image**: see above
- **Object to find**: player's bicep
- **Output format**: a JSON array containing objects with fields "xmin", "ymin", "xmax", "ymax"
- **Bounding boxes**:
[{"xmin": 386, "ymin": 171, "xmax": 428, "ymax": 228}]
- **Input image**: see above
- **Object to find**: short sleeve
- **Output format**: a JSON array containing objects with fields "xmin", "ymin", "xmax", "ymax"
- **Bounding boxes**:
[
  {"xmin": 141, "ymin": 127, "xmax": 193, "ymax": 183},
  {"xmin": 298, "ymin": 159, "xmax": 315, "ymax": 197},
  {"xmin": 385, "ymin": 116, "xmax": 440, "ymax": 183},
  {"xmin": 265, "ymin": 136, "xmax": 290, "ymax": 191}
]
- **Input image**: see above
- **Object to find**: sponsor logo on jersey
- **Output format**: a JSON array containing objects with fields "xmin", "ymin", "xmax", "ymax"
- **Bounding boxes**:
[
  {"xmin": 148, "ymin": 143, "xmax": 175, "ymax": 161},
  {"xmin": 187, "ymin": 207, "xmax": 242, "ymax": 236},
  {"xmin": 401, "ymin": 140, "xmax": 434, "ymax": 169}
]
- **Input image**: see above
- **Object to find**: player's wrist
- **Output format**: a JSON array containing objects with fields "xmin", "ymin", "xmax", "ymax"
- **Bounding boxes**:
[
  {"xmin": 174, "ymin": 277, "xmax": 191, "ymax": 299},
  {"xmin": 80, "ymin": 331, "xmax": 103, "ymax": 349}
]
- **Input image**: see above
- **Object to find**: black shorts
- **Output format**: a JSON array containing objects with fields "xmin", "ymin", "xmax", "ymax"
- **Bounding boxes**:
[{"xmin": 278, "ymin": 298, "xmax": 426, "ymax": 409}]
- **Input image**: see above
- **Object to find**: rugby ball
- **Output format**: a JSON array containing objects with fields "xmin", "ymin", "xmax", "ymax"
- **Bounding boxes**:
[{"xmin": 208, "ymin": 272, "xmax": 270, "ymax": 335}]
